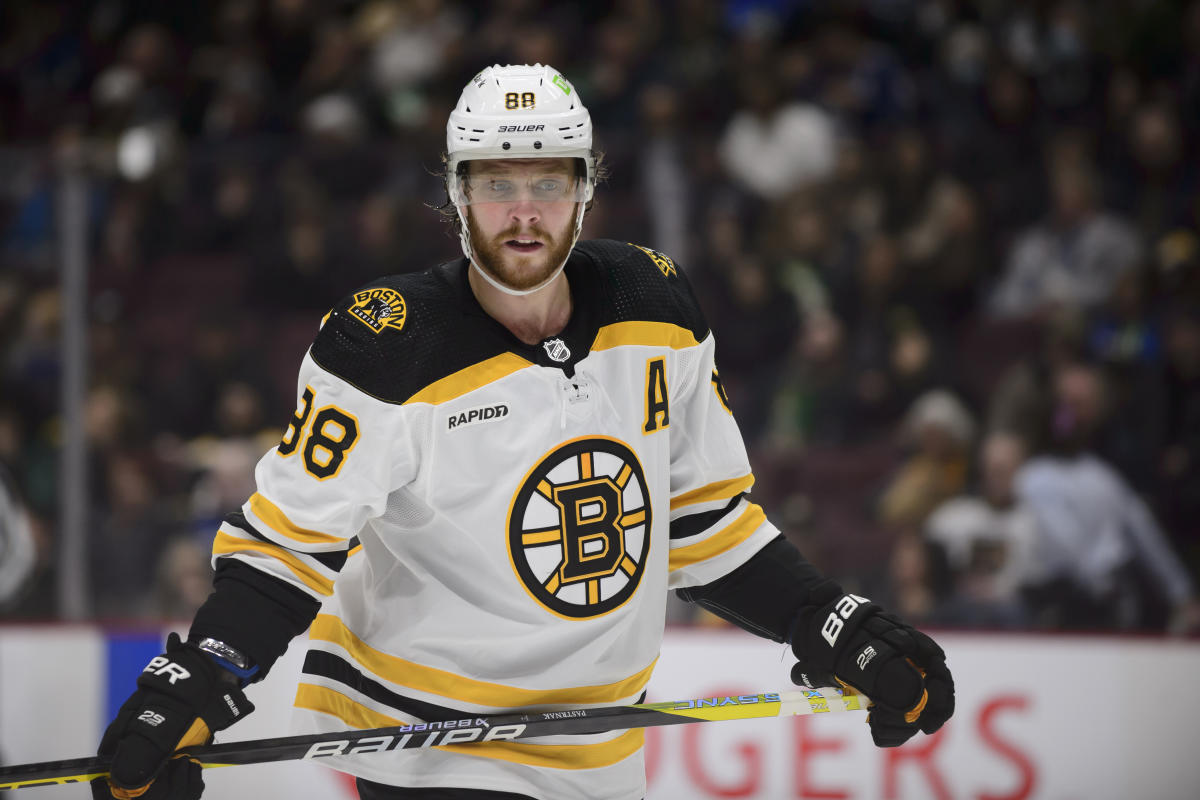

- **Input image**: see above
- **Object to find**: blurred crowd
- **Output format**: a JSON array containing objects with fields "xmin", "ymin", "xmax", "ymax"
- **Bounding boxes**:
[{"xmin": 1, "ymin": 0, "xmax": 1199, "ymax": 634}]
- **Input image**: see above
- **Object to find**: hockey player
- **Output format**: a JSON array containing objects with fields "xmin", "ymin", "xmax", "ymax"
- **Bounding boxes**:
[{"xmin": 94, "ymin": 64, "xmax": 954, "ymax": 800}]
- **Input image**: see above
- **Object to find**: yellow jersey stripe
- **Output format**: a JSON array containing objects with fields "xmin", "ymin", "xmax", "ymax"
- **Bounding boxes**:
[
  {"xmin": 406, "ymin": 353, "xmax": 531, "ymax": 406},
  {"xmin": 296, "ymin": 682, "xmax": 399, "ymax": 727},
  {"xmin": 668, "ymin": 503, "xmax": 767, "ymax": 572},
  {"xmin": 670, "ymin": 474, "xmax": 755, "ymax": 511},
  {"xmin": 309, "ymin": 615, "xmax": 657, "ymax": 707},
  {"xmin": 248, "ymin": 493, "xmax": 343, "ymax": 546},
  {"xmin": 591, "ymin": 321, "xmax": 700, "ymax": 351},
  {"xmin": 441, "ymin": 729, "xmax": 643, "ymax": 770},
  {"xmin": 213, "ymin": 531, "xmax": 334, "ymax": 596},
  {"xmin": 294, "ymin": 684, "xmax": 643, "ymax": 770}
]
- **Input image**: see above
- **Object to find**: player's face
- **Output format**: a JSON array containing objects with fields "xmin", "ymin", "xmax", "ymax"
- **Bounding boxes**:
[{"xmin": 463, "ymin": 158, "xmax": 582, "ymax": 292}]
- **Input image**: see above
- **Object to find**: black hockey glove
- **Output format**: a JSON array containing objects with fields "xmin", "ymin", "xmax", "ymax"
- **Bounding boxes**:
[
  {"xmin": 790, "ymin": 584, "xmax": 954, "ymax": 747},
  {"xmin": 92, "ymin": 633, "xmax": 254, "ymax": 800}
]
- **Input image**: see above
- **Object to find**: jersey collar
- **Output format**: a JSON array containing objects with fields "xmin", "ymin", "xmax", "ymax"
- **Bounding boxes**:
[{"xmin": 441, "ymin": 251, "xmax": 603, "ymax": 376}]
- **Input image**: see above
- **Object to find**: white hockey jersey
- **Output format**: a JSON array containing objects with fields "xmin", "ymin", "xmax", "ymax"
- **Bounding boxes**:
[{"xmin": 213, "ymin": 240, "xmax": 780, "ymax": 799}]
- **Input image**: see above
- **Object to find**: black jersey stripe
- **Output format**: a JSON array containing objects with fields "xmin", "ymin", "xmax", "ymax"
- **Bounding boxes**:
[
  {"xmin": 310, "ymin": 543, "xmax": 352, "ymax": 572},
  {"xmin": 224, "ymin": 511, "xmax": 352, "ymax": 572},
  {"xmin": 302, "ymin": 650, "xmax": 465, "ymax": 722},
  {"xmin": 224, "ymin": 510, "xmax": 272, "ymax": 543},
  {"xmin": 301, "ymin": 650, "xmax": 651, "ymax": 723},
  {"xmin": 669, "ymin": 494, "xmax": 746, "ymax": 540}
]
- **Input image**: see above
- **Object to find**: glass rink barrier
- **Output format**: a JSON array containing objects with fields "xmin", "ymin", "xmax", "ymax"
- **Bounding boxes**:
[{"xmin": 1, "ymin": 626, "xmax": 1197, "ymax": 800}]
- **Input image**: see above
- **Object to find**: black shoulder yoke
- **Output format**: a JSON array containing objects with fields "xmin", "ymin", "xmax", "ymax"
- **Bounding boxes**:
[
  {"xmin": 573, "ymin": 239, "xmax": 711, "ymax": 342},
  {"xmin": 308, "ymin": 242, "xmax": 713, "ymax": 402},
  {"xmin": 308, "ymin": 265, "xmax": 515, "ymax": 404}
]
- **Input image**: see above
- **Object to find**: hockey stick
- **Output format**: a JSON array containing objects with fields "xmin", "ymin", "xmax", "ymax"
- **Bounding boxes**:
[{"xmin": 0, "ymin": 687, "xmax": 866, "ymax": 791}]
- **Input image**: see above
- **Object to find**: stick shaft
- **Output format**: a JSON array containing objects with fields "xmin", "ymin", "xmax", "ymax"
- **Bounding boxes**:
[{"xmin": 0, "ymin": 688, "xmax": 866, "ymax": 791}]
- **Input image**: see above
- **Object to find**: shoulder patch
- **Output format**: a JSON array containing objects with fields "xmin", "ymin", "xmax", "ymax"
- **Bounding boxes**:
[
  {"xmin": 572, "ymin": 239, "xmax": 710, "ymax": 342},
  {"xmin": 629, "ymin": 244, "xmax": 677, "ymax": 278},
  {"xmin": 348, "ymin": 287, "xmax": 407, "ymax": 334}
]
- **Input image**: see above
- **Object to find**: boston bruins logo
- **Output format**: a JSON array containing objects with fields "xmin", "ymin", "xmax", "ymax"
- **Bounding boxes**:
[
  {"xmin": 507, "ymin": 437, "xmax": 651, "ymax": 619},
  {"xmin": 348, "ymin": 287, "xmax": 406, "ymax": 334},
  {"xmin": 630, "ymin": 243, "xmax": 677, "ymax": 278}
]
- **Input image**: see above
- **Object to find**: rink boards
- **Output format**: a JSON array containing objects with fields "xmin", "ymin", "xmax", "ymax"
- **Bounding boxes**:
[{"xmin": 0, "ymin": 626, "xmax": 1196, "ymax": 799}]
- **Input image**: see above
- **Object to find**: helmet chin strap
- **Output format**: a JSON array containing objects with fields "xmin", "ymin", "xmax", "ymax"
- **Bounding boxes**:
[
  {"xmin": 470, "ymin": 257, "xmax": 565, "ymax": 297},
  {"xmin": 458, "ymin": 202, "xmax": 586, "ymax": 298}
]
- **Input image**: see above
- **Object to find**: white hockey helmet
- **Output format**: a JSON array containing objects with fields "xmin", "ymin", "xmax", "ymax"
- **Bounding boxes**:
[
  {"xmin": 446, "ymin": 64, "xmax": 596, "ymax": 296},
  {"xmin": 446, "ymin": 63, "xmax": 595, "ymax": 200}
]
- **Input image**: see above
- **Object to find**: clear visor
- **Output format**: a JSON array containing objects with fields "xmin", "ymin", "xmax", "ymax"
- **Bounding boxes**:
[{"xmin": 453, "ymin": 159, "xmax": 589, "ymax": 206}]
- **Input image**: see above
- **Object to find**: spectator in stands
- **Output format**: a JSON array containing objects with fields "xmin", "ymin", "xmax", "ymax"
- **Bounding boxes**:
[
  {"xmin": 1155, "ymin": 306, "xmax": 1200, "ymax": 585},
  {"xmin": 348, "ymin": 189, "xmax": 407, "ymax": 279},
  {"xmin": 89, "ymin": 450, "xmax": 172, "ymax": 619},
  {"xmin": 1019, "ymin": 0, "xmax": 1098, "ymax": 119},
  {"xmin": 846, "ymin": 237, "xmax": 949, "ymax": 441},
  {"xmin": 986, "ymin": 307, "xmax": 1088, "ymax": 453},
  {"xmin": 637, "ymin": 82, "xmax": 691, "ymax": 264},
  {"xmin": 879, "ymin": 389, "xmax": 975, "ymax": 531},
  {"xmin": 717, "ymin": 71, "xmax": 837, "ymax": 200},
  {"xmin": 807, "ymin": 11, "xmax": 914, "ymax": 135},
  {"xmin": 185, "ymin": 380, "xmax": 277, "ymax": 536},
  {"xmin": 0, "ymin": 397, "xmax": 53, "ymax": 617},
  {"xmin": 1109, "ymin": 102, "xmax": 1196, "ymax": 243},
  {"xmin": 152, "ymin": 311, "xmax": 277, "ymax": 440},
  {"xmin": 1085, "ymin": 266, "xmax": 1168, "ymax": 493},
  {"xmin": 771, "ymin": 306, "xmax": 850, "ymax": 447},
  {"xmin": 950, "ymin": 58, "xmax": 1044, "ymax": 259},
  {"xmin": 884, "ymin": 531, "xmax": 941, "ymax": 626},
  {"xmin": 0, "ymin": 462, "xmax": 35, "ymax": 611},
  {"xmin": 879, "ymin": 128, "xmax": 940, "ymax": 238},
  {"xmin": 925, "ymin": 431, "xmax": 1042, "ymax": 627},
  {"xmin": 989, "ymin": 161, "xmax": 1143, "ymax": 319},
  {"xmin": 821, "ymin": 133, "xmax": 885, "ymax": 240},
  {"xmin": 151, "ymin": 535, "xmax": 213, "ymax": 620},
  {"xmin": 769, "ymin": 187, "xmax": 860, "ymax": 319},
  {"xmin": 184, "ymin": 161, "xmax": 275, "ymax": 254},
  {"xmin": 4, "ymin": 288, "xmax": 60, "ymax": 422},
  {"xmin": 1016, "ymin": 361, "xmax": 1199, "ymax": 631},
  {"xmin": 886, "ymin": 135, "xmax": 987, "ymax": 339},
  {"xmin": 701, "ymin": 253, "xmax": 801, "ymax": 449},
  {"xmin": 1087, "ymin": 267, "xmax": 1162, "ymax": 369}
]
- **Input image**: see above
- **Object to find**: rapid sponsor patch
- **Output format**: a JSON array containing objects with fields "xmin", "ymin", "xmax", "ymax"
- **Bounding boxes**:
[
  {"xmin": 348, "ymin": 287, "xmax": 407, "ymax": 334},
  {"xmin": 447, "ymin": 403, "xmax": 510, "ymax": 430}
]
